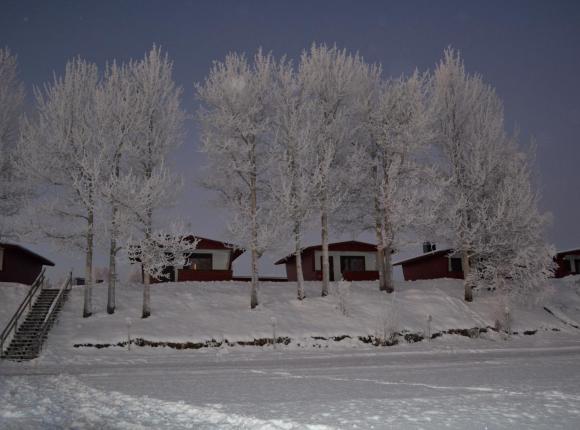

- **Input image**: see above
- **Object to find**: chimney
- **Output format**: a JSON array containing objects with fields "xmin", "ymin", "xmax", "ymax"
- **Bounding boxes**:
[{"xmin": 423, "ymin": 241, "xmax": 436, "ymax": 253}]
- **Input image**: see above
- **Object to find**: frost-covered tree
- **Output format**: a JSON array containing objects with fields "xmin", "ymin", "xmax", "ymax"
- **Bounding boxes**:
[
  {"xmin": 0, "ymin": 48, "xmax": 27, "ymax": 240},
  {"xmin": 432, "ymin": 48, "xmax": 522, "ymax": 302},
  {"xmin": 112, "ymin": 164, "xmax": 179, "ymax": 317},
  {"xmin": 268, "ymin": 60, "xmax": 318, "ymax": 300},
  {"xmin": 17, "ymin": 58, "xmax": 100, "ymax": 317},
  {"xmin": 96, "ymin": 60, "xmax": 141, "ymax": 314},
  {"xmin": 128, "ymin": 226, "xmax": 199, "ymax": 286},
  {"xmin": 472, "ymin": 142, "xmax": 554, "ymax": 300},
  {"xmin": 122, "ymin": 46, "xmax": 185, "ymax": 318},
  {"xmin": 346, "ymin": 70, "xmax": 434, "ymax": 293},
  {"xmin": 197, "ymin": 50, "xmax": 279, "ymax": 309},
  {"xmin": 299, "ymin": 44, "xmax": 368, "ymax": 296}
]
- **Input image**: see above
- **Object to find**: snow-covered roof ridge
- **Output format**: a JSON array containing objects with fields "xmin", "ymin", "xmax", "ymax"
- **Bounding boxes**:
[
  {"xmin": 556, "ymin": 248, "xmax": 580, "ymax": 256},
  {"xmin": 392, "ymin": 248, "xmax": 453, "ymax": 266},
  {"xmin": 274, "ymin": 240, "xmax": 378, "ymax": 265}
]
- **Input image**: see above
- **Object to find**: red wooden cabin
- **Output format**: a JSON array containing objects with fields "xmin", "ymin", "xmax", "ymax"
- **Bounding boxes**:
[
  {"xmin": 275, "ymin": 240, "xmax": 380, "ymax": 282},
  {"xmin": 553, "ymin": 248, "xmax": 580, "ymax": 278},
  {"xmin": 151, "ymin": 236, "xmax": 244, "ymax": 283},
  {"xmin": 0, "ymin": 243, "xmax": 55, "ymax": 285},
  {"xmin": 393, "ymin": 248, "xmax": 464, "ymax": 281}
]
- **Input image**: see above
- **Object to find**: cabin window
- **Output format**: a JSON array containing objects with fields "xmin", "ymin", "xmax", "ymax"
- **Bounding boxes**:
[
  {"xmin": 340, "ymin": 256, "xmax": 365, "ymax": 273},
  {"xmin": 449, "ymin": 257, "xmax": 463, "ymax": 273},
  {"xmin": 0, "ymin": 247, "xmax": 3, "ymax": 271},
  {"xmin": 572, "ymin": 257, "xmax": 580, "ymax": 274},
  {"xmin": 189, "ymin": 253, "xmax": 212, "ymax": 271}
]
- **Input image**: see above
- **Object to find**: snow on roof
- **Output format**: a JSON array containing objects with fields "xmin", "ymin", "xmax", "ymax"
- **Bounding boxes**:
[
  {"xmin": 392, "ymin": 248, "xmax": 453, "ymax": 266},
  {"xmin": 183, "ymin": 235, "xmax": 245, "ymax": 261},
  {"xmin": 556, "ymin": 248, "xmax": 580, "ymax": 256}
]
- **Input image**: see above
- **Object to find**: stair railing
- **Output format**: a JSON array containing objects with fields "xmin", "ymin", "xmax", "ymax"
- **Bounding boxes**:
[
  {"xmin": 36, "ymin": 271, "xmax": 72, "ymax": 353},
  {"xmin": 0, "ymin": 269, "xmax": 46, "ymax": 357}
]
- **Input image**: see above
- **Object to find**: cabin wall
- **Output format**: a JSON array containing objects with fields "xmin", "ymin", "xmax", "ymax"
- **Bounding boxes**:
[
  {"xmin": 0, "ymin": 247, "xmax": 44, "ymax": 285},
  {"xmin": 313, "ymin": 250, "xmax": 377, "ymax": 281},
  {"xmin": 186, "ymin": 249, "xmax": 231, "ymax": 271},
  {"xmin": 284, "ymin": 260, "xmax": 298, "ymax": 282},
  {"xmin": 177, "ymin": 269, "xmax": 233, "ymax": 282},
  {"xmin": 554, "ymin": 250, "xmax": 580, "ymax": 278},
  {"xmin": 401, "ymin": 255, "xmax": 464, "ymax": 281}
]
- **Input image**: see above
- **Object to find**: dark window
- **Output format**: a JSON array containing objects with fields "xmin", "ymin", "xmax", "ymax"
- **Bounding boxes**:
[
  {"xmin": 573, "ymin": 258, "xmax": 580, "ymax": 274},
  {"xmin": 189, "ymin": 254, "xmax": 212, "ymax": 271},
  {"xmin": 319, "ymin": 256, "xmax": 335, "ymax": 281},
  {"xmin": 340, "ymin": 256, "xmax": 365, "ymax": 273},
  {"xmin": 449, "ymin": 258, "xmax": 463, "ymax": 273}
]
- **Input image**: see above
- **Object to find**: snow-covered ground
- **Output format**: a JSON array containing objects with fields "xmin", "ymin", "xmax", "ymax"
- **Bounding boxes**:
[
  {"xmin": 17, "ymin": 276, "xmax": 580, "ymax": 360},
  {"xmin": 2, "ymin": 342, "xmax": 580, "ymax": 429},
  {"xmin": 0, "ymin": 283, "xmax": 30, "ymax": 330},
  {"xmin": 2, "ymin": 277, "xmax": 580, "ymax": 428}
]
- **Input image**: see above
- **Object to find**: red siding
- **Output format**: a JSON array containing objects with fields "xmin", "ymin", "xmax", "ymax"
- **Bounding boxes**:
[
  {"xmin": 401, "ymin": 254, "xmax": 464, "ymax": 281},
  {"xmin": 177, "ymin": 269, "xmax": 233, "ymax": 282},
  {"xmin": 283, "ymin": 250, "xmax": 379, "ymax": 282},
  {"xmin": 0, "ymin": 247, "xmax": 47, "ymax": 285},
  {"xmin": 285, "ymin": 260, "xmax": 298, "ymax": 282},
  {"xmin": 343, "ymin": 271, "xmax": 380, "ymax": 281},
  {"xmin": 554, "ymin": 250, "xmax": 580, "ymax": 278},
  {"xmin": 232, "ymin": 276, "xmax": 288, "ymax": 282}
]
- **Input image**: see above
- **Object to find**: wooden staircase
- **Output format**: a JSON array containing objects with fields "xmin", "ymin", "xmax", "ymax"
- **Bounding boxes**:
[{"xmin": 1, "ymin": 272, "xmax": 72, "ymax": 362}]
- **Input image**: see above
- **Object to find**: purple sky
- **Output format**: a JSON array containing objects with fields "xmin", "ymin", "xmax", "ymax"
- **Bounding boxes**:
[{"xmin": 1, "ymin": 0, "xmax": 579, "ymax": 279}]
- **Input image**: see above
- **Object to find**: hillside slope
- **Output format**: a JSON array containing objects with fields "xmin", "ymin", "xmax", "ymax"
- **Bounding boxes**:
[{"xmin": 34, "ymin": 276, "xmax": 580, "ymax": 351}]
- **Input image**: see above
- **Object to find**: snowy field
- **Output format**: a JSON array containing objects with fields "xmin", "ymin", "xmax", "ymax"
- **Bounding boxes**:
[
  {"xmin": 2, "ymin": 342, "xmax": 580, "ymax": 429},
  {"xmin": 2, "ymin": 277, "xmax": 580, "ymax": 428}
]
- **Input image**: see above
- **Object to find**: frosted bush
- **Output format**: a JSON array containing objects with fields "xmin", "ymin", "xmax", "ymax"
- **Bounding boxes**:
[
  {"xmin": 332, "ymin": 280, "xmax": 352, "ymax": 317},
  {"xmin": 375, "ymin": 300, "xmax": 398, "ymax": 345}
]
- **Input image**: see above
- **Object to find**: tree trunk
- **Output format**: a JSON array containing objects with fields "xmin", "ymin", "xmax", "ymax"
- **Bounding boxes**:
[
  {"xmin": 321, "ymin": 208, "xmax": 330, "ymax": 297},
  {"xmin": 250, "ymin": 246, "xmax": 259, "ymax": 309},
  {"xmin": 142, "ymin": 155, "xmax": 154, "ymax": 317},
  {"xmin": 382, "ymin": 209, "xmax": 395, "ymax": 293},
  {"xmin": 249, "ymin": 138, "xmax": 259, "ymax": 309},
  {"xmin": 374, "ymin": 194, "xmax": 387, "ymax": 291},
  {"xmin": 294, "ymin": 220, "xmax": 305, "ymax": 300},
  {"xmin": 383, "ymin": 243, "xmax": 394, "ymax": 293},
  {"xmin": 83, "ymin": 209, "xmax": 93, "ymax": 318},
  {"xmin": 142, "ymin": 272, "xmax": 151, "ymax": 318},
  {"xmin": 107, "ymin": 205, "xmax": 118, "ymax": 314},
  {"xmin": 462, "ymin": 250, "xmax": 473, "ymax": 302}
]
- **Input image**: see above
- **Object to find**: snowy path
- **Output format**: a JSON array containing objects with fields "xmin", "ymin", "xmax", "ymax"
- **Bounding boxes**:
[{"xmin": 2, "ymin": 346, "xmax": 580, "ymax": 429}]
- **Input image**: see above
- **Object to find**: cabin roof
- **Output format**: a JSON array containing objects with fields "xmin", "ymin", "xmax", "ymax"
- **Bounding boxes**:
[
  {"xmin": 0, "ymin": 242, "xmax": 55, "ymax": 267},
  {"xmin": 184, "ymin": 236, "xmax": 245, "ymax": 261},
  {"xmin": 275, "ymin": 240, "xmax": 378, "ymax": 265},
  {"xmin": 556, "ymin": 248, "xmax": 580, "ymax": 257},
  {"xmin": 392, "ymin": 249, "xmax": 454, "ymax": 266}
]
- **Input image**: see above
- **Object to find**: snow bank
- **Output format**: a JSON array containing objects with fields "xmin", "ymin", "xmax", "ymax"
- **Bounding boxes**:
[
  {"xmin": 33, "ymin": 277, "xmax": 580, "ymax": 357},
  {"xmin": 0, "ymin": 283, "xmax": 31, "ymax": 329}
]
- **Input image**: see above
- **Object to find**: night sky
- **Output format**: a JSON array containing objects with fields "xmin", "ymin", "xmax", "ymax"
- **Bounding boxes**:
[{"xmin": 1, "ymin": 0, "xmax": 579, "ymax": 278}]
